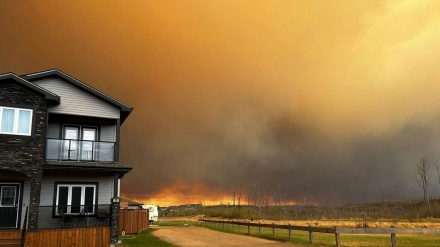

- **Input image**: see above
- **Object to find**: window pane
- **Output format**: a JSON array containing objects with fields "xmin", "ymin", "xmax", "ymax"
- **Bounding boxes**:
[
  {"xmin": 69, "ymin": 141, "xmax": 79, "ymax": 160},
  {"xmin": 84, "ymin": 187, "xmax": 95, "ymax": 213},
  {"xmin": 65, "ymin": 127, "xmax": 79, "ymax": 140},
  {"xmin": 1, "ymin": 109, "xmax": 15, "ymax": 133},
  {"xmin": 81, "ymin": 129, "xmax": 95, "ymax": 160},
  {"xmin": 57, "ymin": 186, "xmax": 69, "ymax": 213},
  {"xmin": 82, "ymin": 128, "xmax": 96, "ymax": 141},
  {"xmin": 1, "ymin": 187, "xmax": 16, "ymax": 206},
  {"xmin": 17, "ymin": 110, "xmax": 31, "ymax": 134},
  {"xmin": 71, "ymin": 187, "xmax": 82, "ymax": 213}
]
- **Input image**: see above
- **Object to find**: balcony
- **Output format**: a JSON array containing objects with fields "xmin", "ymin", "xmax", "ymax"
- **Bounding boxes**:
[
  {"xmin": 46, "ymin": 139, "xmax": 115, "ymax": 162},
  {"xmin": 38, "ymin": 204, "xmax": 111, "ymax": 229}
]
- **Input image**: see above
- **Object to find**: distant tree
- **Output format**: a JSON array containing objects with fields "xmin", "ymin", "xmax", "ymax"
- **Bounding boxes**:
[
  {"xmin": 237, "ymin": 186, "xmax": 242, "ymax": 207},
  {"xmin": 247, "ymin": 184, "xmax": 262, "ymax": 219},
  {"xmin": 415, "ymin": 158, "xmax": 431, "ymax": 200},
  {"xmin": 415, "ymin": 158, "xmax": 431, "ymax": 214},
  {"xmin": 232, "ymin": 185, "xmax": 243, "ymax": 207},
  {"xmin": 437, "ymin": 166, "xmax": 440, "ymax": 195}
]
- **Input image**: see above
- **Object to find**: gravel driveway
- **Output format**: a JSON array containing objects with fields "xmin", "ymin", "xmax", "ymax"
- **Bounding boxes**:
[{"xmin": 152, "ymin": 226, "xmax": 304, "ymax": 247}]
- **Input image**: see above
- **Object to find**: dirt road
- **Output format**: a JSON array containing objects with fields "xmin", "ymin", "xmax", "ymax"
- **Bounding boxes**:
[{"xmin": 152, "ymin": 226, "xmax": 304, "ymax": 247}]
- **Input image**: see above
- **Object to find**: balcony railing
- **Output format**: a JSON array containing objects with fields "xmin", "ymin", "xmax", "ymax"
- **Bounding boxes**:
[
  {"xmin": 46, "ymin": 139, "xmax": 115, "ymax": 162},
  {"xmin": 38, "ymin": 204, "xmax": 111, "ymax": 229}
]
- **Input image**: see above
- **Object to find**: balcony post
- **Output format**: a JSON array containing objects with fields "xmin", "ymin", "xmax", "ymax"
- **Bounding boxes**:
[{"xmin": 115, "ymin": 119, "xmax": 120, "ymax": 162}]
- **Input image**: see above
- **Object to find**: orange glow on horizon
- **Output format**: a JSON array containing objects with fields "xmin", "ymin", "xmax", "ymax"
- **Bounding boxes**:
[
  {"xmin": 121, "ymin": 182, "xmax": 301, "ymax": 207},
  {"xmin": 121, "ymin": 182, "xmax": 234, "ymax": 207}
]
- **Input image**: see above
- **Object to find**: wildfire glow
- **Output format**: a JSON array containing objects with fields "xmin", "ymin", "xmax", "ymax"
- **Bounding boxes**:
[
  {"xmin": 121, "ymin": 182, "xmax": 233, "ymax": 206},
  {"xmin": 121, "ymin": 181, "xmax": 302, "ymax": 207}
]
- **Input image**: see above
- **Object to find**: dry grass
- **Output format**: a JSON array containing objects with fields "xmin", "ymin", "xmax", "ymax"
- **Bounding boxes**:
[
  {"xmin": 197, "ymin": 217, "xmax": 440, "ymax": 229},
  {"xmin": 160, "ymin": 216, "xmax": 440, "ymax": 246},
  {"xmin": 285, "ymin": 219, "xmax": 440, "ymax": 228},
  {"xmin": 158, "ymin": 216, "xmax": 201, "ymax": 224}
]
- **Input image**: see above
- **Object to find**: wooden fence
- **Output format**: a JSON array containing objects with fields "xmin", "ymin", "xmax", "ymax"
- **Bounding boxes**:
[
  {"xmin": 119, "ymin": 208, "xmax": 149, "ymax": 234},
  {"xmin": 199, "ymin": 219, "xmax": 440, "ymax": 247},
  {"xmin": 24, "ymin": 227, "xmax": 110, "ymax": 247}
]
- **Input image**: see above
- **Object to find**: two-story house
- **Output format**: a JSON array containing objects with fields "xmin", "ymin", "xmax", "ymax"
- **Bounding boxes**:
[{"xmin": 0, "ymin": 69, "xmax": 133, "ymax": 245}]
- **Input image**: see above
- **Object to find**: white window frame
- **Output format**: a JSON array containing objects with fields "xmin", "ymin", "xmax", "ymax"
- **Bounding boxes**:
[
  {"xmin": 0, "ymin": 106, "xmax": 33, "ymax": 136},
  {"xmin": 55, "ymin": 184, "xmax": 96, "ymax": 215}
]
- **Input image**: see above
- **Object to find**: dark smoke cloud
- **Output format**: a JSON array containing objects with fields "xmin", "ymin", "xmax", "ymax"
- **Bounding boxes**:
[{"xmin": 122, "ymin": 99, "xmax": 440, "ymax": 203}]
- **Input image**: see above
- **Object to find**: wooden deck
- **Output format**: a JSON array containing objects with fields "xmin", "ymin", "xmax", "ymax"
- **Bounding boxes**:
[{"xmin": 0, "ymin": 230, "xmax": 21, "ymax": 247}]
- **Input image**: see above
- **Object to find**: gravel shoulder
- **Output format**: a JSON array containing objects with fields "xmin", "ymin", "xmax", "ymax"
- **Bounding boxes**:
[{"xmin": 152, "ymin": 225, "xmax": 304, "ymax": 247}]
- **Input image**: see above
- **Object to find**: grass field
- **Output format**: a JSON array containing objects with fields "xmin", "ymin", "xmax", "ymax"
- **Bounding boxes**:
[
  {"xmin": 118, "ymin": 228, "xmax": 176, "ymax": 247},
  {"xmin": 119, "ymin": 218, "xmax": 440, "ymax": 247},
  {"xmin": 168, "ymin": 199, "xmax": 440, "ymax": 221},
  {"xmin": 202, "ymin": 221, "xmax": 440, "ymax": 247}
]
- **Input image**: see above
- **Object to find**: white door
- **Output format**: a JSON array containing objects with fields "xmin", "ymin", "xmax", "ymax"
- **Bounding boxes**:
[
  {"xmin": 64, "ymin": 126, "xmax": 79, "ymax": 160},
  {"xmin": 81, "ymin": 128, "xmax": 96, "ymax": 160}
]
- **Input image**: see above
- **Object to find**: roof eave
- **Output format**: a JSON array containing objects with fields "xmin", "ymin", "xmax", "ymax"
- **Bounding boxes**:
[
  {"xmin": 43, "ymin": 164, "xmax": 133, "ymax": 174},
  {"xmin": 22, "ymin": 69, "xmax": 132, "ymax": 116},
  {"xmin": 0, "ymin": 73, "xmax": 60, "ymax": 104}
]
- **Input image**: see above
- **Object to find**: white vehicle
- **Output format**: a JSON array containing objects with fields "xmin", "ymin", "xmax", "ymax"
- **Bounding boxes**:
[{"xmin": 141, "ymin": 204, "xmax": 158, "ymax": 223}]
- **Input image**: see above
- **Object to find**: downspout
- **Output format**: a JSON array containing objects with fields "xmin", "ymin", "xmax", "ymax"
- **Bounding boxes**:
[
  {"xmin": 113, "ymin": 173, "xmax": 119, "ymax": 198},
  {"xmin": 118, "ymin": 178, "xmax": 121, "ymax": 197},
  {"xmin": 115, "ymin": 119, "xmax": 120, "ymax": 162},
  {"xmin": 44, "ymin": 111, "xmax": 49, "ymax": 162}
]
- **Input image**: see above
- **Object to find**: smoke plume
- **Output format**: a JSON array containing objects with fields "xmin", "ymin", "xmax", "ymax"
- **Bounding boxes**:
[{"xmin": 1, "ymin": 1, "xmax": 440, "ymax": 205}]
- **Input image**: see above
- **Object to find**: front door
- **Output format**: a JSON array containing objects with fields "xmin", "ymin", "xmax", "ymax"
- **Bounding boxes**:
[{"xmin": 0, "ymin": 184, "xmax": 20, "ymax": 228}]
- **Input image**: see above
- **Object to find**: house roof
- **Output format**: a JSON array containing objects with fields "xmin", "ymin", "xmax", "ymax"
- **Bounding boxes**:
[
  {"xmin": 0, "ymin": 72, "xmax": 60, "ymax": 104},
  {"xmin": 120, "ymin": 198, "xmax": 143, "ymax": 206},
  {"xmin": 21, "ymin": 69, "xmax": 133, "ymax": 124},
  {"xmin": 44, "ymin": 160, "xmax": 132, "ymax": 177}
]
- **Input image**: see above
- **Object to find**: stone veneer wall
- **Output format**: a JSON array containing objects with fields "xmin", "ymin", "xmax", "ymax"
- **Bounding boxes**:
[
  {"xmin": 0, "ymin": 79, "xmax": 48, "ymax": 231},
  {"xmin": 110, "ymin": 199, "xmax": 120, "ymax": 244}
]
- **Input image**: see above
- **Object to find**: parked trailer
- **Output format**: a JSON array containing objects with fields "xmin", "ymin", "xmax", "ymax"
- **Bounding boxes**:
[{"xmin": 141, "ymin": 204, "xmax": 158, "ymax": 223}]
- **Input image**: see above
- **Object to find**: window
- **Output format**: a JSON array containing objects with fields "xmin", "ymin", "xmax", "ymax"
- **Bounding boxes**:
[
  {"xmin": 55, "ymin": 184, "xmax": 97, "ymax": 215},
  {"xmin": 0, "ymin": 106, "xmax": 32, "ymax": 136},
  {"xmin": 1, "ymin": 186, "xmax": 16, "ymax": 206},
  {"xmin": 62, "ymin": 126, "xmax": 97, "ymax": 160}
]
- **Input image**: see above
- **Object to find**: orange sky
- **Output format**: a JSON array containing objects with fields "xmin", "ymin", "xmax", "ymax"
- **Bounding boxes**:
[{"xmin": 2, "ymin": 1, "xmax": 440, "ymax": 206}]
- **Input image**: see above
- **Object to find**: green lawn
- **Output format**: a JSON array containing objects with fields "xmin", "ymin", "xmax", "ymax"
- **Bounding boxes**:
[{"xmin": 118, "ymin": 229, "xmax": 176, "ymax": 247}]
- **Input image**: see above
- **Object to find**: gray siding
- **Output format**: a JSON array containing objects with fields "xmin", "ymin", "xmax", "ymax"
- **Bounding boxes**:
[
  {"xmin": 38, "ymin": 175, "xmax": 113, "ymax": 228},
  {"xmin": 34, "ymin": 78, "xmax": 120, "ymax": 119},
  {"xmin": 47, "ymin": 122, "xmax": 60, "ymax": 139},
  {"xmin": 100, "ymin": 125, "xmax": 116, "ymax": 142},
  {"xmin": 21, "ymin": 181, "xmax": 30, "ymax": 229}
]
